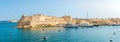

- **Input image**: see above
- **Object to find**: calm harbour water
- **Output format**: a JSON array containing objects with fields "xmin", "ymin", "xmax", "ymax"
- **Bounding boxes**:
[{"xmin": 1, "ymin": 22, "xmax": 120, "ymax": 42}]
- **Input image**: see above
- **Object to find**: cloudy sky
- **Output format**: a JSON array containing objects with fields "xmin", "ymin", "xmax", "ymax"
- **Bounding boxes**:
[{"xmin": 0, "ymin": 0, "xmax": 120, "ymax": 20}]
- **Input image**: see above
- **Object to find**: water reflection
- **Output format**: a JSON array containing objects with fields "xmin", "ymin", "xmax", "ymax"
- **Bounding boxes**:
[
  {"xmin": 17, "ymin": 28, "xmax": 33, "ymax": 42},
  {"xmin": 2, "ymin": 23, "xmax": 120, "ymax": 42},
  {"xmin": 17, "ymin": 27, "xmax": 68, "ymax": 42},
  {"xmin": 16, "ymin": 26, "xmax": 120, "ymax": 42}
]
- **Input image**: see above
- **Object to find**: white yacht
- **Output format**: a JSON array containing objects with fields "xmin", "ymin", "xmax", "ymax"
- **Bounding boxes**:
[
  {"xmin": 79, "ymin": 12, "xmax": 94, "ymax": 27},
  {"xmin": 79, "ymin": 23, "xmax": 93, "ymax": 27},
  {"xmin": 63, "ymin": 22, "xmax": 79, "ymax": 28}
]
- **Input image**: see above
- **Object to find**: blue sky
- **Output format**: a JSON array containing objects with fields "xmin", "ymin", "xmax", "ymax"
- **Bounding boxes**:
[{"xmin": 0, "ymin": 0, "xmax": 120, "ymax": 20}]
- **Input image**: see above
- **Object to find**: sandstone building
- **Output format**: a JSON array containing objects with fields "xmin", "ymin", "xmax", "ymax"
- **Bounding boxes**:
[
  {"xmin": 18, "ymin": 14, "xmax": 120, "ymax": 28},
  {"xmin": 18, "ymin": 14, "xmax": 75, "ymax": 27}
]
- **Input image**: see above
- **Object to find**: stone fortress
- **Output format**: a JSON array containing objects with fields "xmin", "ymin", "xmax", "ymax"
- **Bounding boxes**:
[
  {"xmin": 18, "ymin": 14, "xmax": 120, "ymax": 28},
  {"xmin": 18, "ymin": 14, "xmax": 74, "ymax": 28}
]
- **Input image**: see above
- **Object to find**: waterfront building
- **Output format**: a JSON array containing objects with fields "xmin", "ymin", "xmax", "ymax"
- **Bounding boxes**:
[
  {"xmin": 18, "ymin": 14, "xmax": 120, "ymax": 28},
  {"xmin": 18, "ymin": 14, "xmax": 73, "ymax": 27}
]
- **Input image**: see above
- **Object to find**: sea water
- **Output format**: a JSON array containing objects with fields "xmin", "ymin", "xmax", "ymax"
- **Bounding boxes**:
[{"xmin": 0, "ymin": 22, "xmax": 120, "ymax": 42}]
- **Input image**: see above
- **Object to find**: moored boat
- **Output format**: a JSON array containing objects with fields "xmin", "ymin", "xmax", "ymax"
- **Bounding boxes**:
[
  {"xmin": 79, "ymin": 23, "xmax": 93, "ymax": 27},
  {"xmin": 63, "ymin": 23, "xmax": 79, "ymax": 28}
]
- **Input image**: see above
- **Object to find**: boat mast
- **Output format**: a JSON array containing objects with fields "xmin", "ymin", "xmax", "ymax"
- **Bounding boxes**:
[
  {"xmin": 86, "ymin": 11, "xmax": 89, "ymax": 24},
  {"xmin": 87, "ymin": 11, "xmax": 88, "ymax": 19}
]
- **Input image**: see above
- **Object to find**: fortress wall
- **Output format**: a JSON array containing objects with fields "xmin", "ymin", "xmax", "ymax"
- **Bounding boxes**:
[
  {"xmin": 18, "ymin": 15, "xmax": 32, "ymax": 26},
  {"xmin": 30, "ymin": 21, "xmax": 66, "ymax": 27},
  {"xmin": 18, "ymin": 14, "xmax": 120, "ymax": 27}
]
